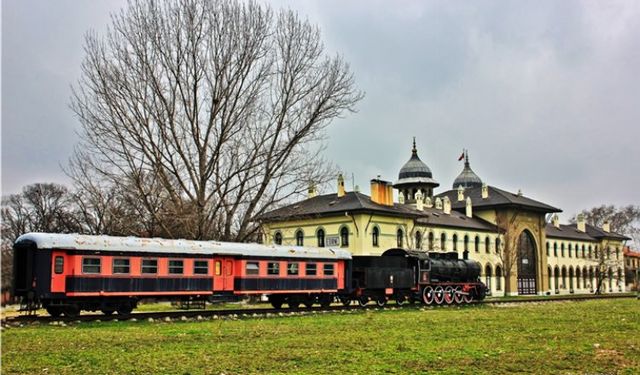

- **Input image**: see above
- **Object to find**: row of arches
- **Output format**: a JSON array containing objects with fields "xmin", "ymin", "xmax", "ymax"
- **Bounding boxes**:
[
  {"xmin": 396, "ymin": 228, "xmax": 501, "ymax": 253},
  {"xmin": 547, "ymin": 265, "xmax": 624, "ymax": 292},
  {"xmin": 273, "ymin": 226, "xmax": 350, "ymax": 248}
]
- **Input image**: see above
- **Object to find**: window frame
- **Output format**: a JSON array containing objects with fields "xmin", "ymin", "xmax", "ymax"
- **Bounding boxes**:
[
  {"xmin": 168, "ymin": 259, "xmax": 184, "ymax": 275},
  {"xmin": 54, "ymin": 256, "xmax": 64, "ymax": 274},
  {"xmin": 295, "ymin": 230, "xmax": 304, "ymax": 246},
  {"xmin": 287, "ymin": 262, "xmax": 299, "ymax": 276},
  {"xmin": 82, "ymin": 257, "xmax": 101, "ymax": 274},
  {"xmin": 141, "ymin": 258, "xmax": 158, "ymax": 274},
  {"xmin": 267, "ymin": 262, "xmax": 280, "ymax": 276},
  {"xmin": 193, "ymin": 260, "xmax": 209, "ymax": 275},
  {"xmin": 323, "ymin": 263, "xmax": 335, "ymax": 276},
  {"xmin": 245, "ymin": 261, "xmax": 260, "ymax": 276},
  {"xmin": 372, "ymin": 226, "xmax": 379, "ymax": 247},
  {"xmin": 305, "ymin": 263, "xmax": 317, "ymax": 276},
  {"xmin": 112, "ymin": 257, "xmax": 131, "ymax": 274}
]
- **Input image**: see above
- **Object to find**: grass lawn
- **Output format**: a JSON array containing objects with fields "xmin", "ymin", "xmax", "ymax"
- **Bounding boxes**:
[{"xmin": 2, "ymin": 299, "xmax": 639, "ymax": 374}]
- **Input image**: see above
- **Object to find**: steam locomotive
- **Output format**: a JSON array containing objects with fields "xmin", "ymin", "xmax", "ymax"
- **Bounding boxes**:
[{"xmin": 12, "ymin": 232, "xmax": 486, "ymax": 317}]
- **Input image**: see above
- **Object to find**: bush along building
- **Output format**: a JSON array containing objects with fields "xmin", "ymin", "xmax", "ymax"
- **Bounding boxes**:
[{"xmin": 257, "ymin": 140, "xmax": 629, "ymax": 297}]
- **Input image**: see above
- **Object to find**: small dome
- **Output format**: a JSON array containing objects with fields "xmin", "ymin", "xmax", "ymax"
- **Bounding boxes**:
[
  {"xmin": 452, "ymin": 151, "xmax": 483, "ymax": 189},
  {"xmin": 394, "ymin": 138, "xmax": 439, "ymax": 188}
]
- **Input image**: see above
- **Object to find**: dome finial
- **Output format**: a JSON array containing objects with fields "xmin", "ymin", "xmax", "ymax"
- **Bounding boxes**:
[
  {"xmin": 412, "ymin": 137, "xmax": 417, "ymax": 155},
  {"xmin": 465, "ymin": 149, "xmax": 470, "ymax": 167}
]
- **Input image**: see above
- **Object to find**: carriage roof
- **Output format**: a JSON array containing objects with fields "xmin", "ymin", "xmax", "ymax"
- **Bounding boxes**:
[{"xmin": 14, "ymin": 232, "xmax": 352, "ymax": 260}]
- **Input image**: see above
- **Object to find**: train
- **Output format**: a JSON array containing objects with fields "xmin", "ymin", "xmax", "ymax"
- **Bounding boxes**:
[{"xmin": 12, "ymin": 232, "xmax": 487, "ymax": 317}]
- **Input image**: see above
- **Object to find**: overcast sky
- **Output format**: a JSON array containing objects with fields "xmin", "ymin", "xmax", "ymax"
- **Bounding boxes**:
[{"xmin": 2, "ymin": 0, "xmax": 640, "ymax": 221}]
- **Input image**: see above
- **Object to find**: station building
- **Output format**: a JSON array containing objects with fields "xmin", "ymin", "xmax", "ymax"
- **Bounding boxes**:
[{"xmin": 257, "ymin": 140, "xmax": 629, "ymax": 296}]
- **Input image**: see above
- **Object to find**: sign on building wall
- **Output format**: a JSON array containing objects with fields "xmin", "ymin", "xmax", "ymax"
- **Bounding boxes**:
[{"xmin": 326, "ymin": 236, "xmax": 339, "ymax": 247}]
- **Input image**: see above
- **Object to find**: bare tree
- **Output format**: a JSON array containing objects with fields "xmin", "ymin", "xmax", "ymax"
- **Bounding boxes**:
[
  {"xmin": 571, "ymin": 204, "xmax": 640, "ymax": 245},
  {"xmin": 592, "ymin": 239, "xmax": 621, "ymax": 295},
  {"xmin": 495, "ymin": 211, "xmax": 519, "ymax": 296},
  {"xmin": 68, "ymin": 0, "xmax": 362, "ymax": 241}
]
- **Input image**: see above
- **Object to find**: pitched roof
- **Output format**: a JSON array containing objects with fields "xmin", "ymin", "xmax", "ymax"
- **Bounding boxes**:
[
  {"xmin": 437, "ymin": 185, "xmax": 562, "ymax": 213},
  {"xmin": 545, "ymin": 223, "xmax": 631, "ymax": 242},
  {"xmin": 257, "ymin": 191, "xmax": 498, "ymax": 232}
]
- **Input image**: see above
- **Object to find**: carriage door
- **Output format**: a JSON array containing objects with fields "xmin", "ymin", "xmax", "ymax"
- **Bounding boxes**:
[
  {"xmin": 517, "ymin": 231, "xmax": 538, "ymax": 295},
  {"xmin": 51, "ymin": 251, "xmax": 67, "ymax": 293},
  {"xmin": 213, "ymin": 258, "xmax": 234, "ymax": 291},
  {"xmin": 223, "ymin": 259, "xmax": 234, "ymax": 290}
]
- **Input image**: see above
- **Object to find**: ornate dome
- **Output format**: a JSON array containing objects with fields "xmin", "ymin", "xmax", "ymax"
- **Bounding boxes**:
[
  {"xmin": 394, "ymin": 139, "xmax": 439, "ymax": 202},
  {"xmin": 452, "ymin": 151, "xmax": 483, "ymax": 189}
]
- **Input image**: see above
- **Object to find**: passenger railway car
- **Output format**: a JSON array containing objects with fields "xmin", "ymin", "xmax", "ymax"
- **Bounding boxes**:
[{"xmin": 12, "ymin": 233, "xmax": 351, "ymax": 317}]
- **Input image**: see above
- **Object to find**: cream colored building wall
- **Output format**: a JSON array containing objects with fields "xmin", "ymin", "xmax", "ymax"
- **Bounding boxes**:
[{"xmin": 546, "ymin": 238, "xmax": 626, "ymax": 294}]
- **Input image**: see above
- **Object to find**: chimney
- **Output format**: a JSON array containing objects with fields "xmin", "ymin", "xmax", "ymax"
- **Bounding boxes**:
[
  {"xmin": 577, "ymin": 214, "xmax": 586, "ymax": 232},
  {"xmin": 552, "ymin": 214, "xmax": 560, "ymax": 228},
  {"xmin": 457, "ymin": 185, "xmax": 465, "ymax": 202},
  {"xmin": 517, "ymin": 189, "xmax": 523, "ymax": 197},
  {"xmin": 308, "ymin": 183, "xmax": 318, "ymax": 199},
  {"xmin": 354, "ymin": 185, "xmax": 360, "ymax": 193},
  {"xmin": 435, "ymin": 197, "xmax": 443, "ymax": 210},
  {"xmin": 425, "ymin": 196, "xmax": 433, "ymax": 208},
  {"xmin": 443, "ymin": 196, "xmax": 451, "ymax": 214},
  {"xmin": 602, "ymin": 221, "xmax": 610, "ymax": 233},
  {"xmin": 398, "ymin": 191, "xmax": 405, "ymax": 204},
  {"xmin": 481, "ymin": 183, "xmax": 489, "ymax": 199},
  {"xmin": 466, "ymin": 197, "xmax": 472, "ymax": 218},
  {"xmin": 415, "ymin": 190, "xmax": 424, "ymax": 210},
  {"xmin": 370, "ymin": 178, "xmax": 393, "ymax": 206},
  {"xmin": 337, "ymin": 174, "xmax": 346, "ymax": 198}
]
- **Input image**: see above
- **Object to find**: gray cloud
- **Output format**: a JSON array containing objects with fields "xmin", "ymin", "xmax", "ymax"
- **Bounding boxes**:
[{"xmin": 3, "ymin": 0, "xmax": 640, "ymax": 221}]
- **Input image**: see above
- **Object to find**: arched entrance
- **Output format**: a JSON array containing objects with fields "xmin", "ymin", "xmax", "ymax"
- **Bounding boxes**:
[{"xmin": 517, "ymin": 230, "xmax": 538, "ymax": 295}]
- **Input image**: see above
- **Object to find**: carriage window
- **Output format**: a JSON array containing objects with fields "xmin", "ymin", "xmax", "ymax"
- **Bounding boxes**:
[
  {"xmin": 113, "ymin": 258, "xmax": 130, "ymax": 274},
  {"xmin": 142, "ymin": 259, "xmax": 158, "ymax": 274},
  {"xmin": 194, "ymin": 260, "xmax": 209, "ymax": 275},
  {"xmin": 287, "ymin": 263, "xmax": 299, "ymax": 276},
  {"xmin": 246, "ymin": 262, "xmax": 260, "ymax": 275},
  {"xmin": 267, "ymin": 262, "xmax": 280, "ymax": 275},
  {"xmin": 323, "ymin": 264, "xmax": 335, "ymax": 276},
  {"xmin": 82, "ymin": 257, "xmax": 101, "ymax": 274},
  {"xmin": 215, "ymin": 261, "xmax": 222, "ymax": 275},
  {"xmin": 54, "ymin": 256, "xmax": 64, "ymax": 274},
  {"xmin": 169, "ymin": 260, "xmax": 184, "ymax": 274},
  {"xmin": 306, "ymin": 263, "xmax": 317, "ymax": 276}
]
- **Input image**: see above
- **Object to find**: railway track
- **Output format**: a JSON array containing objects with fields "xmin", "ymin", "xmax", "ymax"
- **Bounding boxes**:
[{"xmin": 3, "ymin": 293, "xmax": 636, "ymax": 326}]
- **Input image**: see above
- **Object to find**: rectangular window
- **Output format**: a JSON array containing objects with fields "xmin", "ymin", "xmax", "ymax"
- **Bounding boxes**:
[
  {"xmin": 141, "ymin": 259, "xmax": 158, "ymax": 274},
  {"xmin": 215, "ymin": 261, "xmax": 222, "ymax": 276},
  {"xmin": 82, "ymin": 257, "xmax": 101, "ymax": 274},
  {"xmin": 54, "ymin": 256, "xmax": 64, "ymax": 274},
  {"xmin": 287, "ymin": 263, "xmax": 299, "ymax": 276},
  {"xmin": 113, "ymin": 258, "xmax": 130, "ymax": 274},
  {"xmin": 323, "ymin": 263, "xmax": 335, "ymax": 276},
  {"xmin": 305, "ymin": 263, "xmax": 317, "ymax": 276},
  {"xmin": 169, "ymin": 260, "xmax": 184, "ymax": 274},
  {"xmin": 267, "ymin": 262, "xmax": 280, "ymax": 275},
  {"xmin": 194, "ymin": 260, "xmax": 209, "ymax": 275},
  {"xmin": 246, "ymin": 262, "xmax": 260, "ymax": 276}
]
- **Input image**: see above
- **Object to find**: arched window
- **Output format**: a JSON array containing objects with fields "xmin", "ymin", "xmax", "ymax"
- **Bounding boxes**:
[
  {"xmin": 415, "ymin": 231, "xmax": 422, "ymax": 249},
  {"xmin": 554, "ymin": 266, "xmax": 560, "ymax": 292},
  {"xmin": 582, "ymin": 245, "xmax": 586, "ymax": 258},
  {"xmin": 295, "ymin": 230, "xmax": 304, "ymax": 246},
  {"xmin": 561, "ymin": 266, "xmax": 567, "ymax": 289},
  {"xmin": 576, "ymin": 268, "xmax": 581, "ymax": 289},
  {"xmin": 615, "ymin": 248, "xmax": 619, "ymax": 259},
  {"xmin": 474, "ymin": 236, "xmax": 480, "ymax": 252},
  {"xmin": 452, "ymin": 234, "xmax": 458, "ymax": 252},
  {"xmin": 588, "ymin": 245, "xmax": 591, "ymax": 259},
  {"xmin": 561, "ymin": 243, "xmax": 565, "ymax": 257},
  {"xmin": 547, "ymin": 266, "xmax": 553, "ymax": 291},
  {"xmin": 485, "ymin": 264, "xmax": 492, "ymax": 292},
  {"xmin": 569, "ymin": 267, "xmax": 574, "ymax": 290},
  {"xmin": 397, "ymin": 229, "xmax": 404, "ymax": 248},
  {"xmin": 595, "ymin": 245, "xmax": 599, "ymax": 259},
  {"xmin": 274, "ymin": 231, "xmax": 283, "ymax": 245},
  {"xmin": 496, "ymin": 265, "xmax": 502, "ymax": 291},
  {"xmin": 553, "ymin": 242, "xmax": 558, "ymax": 257},
  {"xmin": 546, "ymin": 242, "xmax": 550, "ymax": 256},
  {"xmin": 317, "ymin": 229, "xmax": 325, "ymax": 247},
  {"xmin": 485, "ymin": 237, "xmax": 490, "ymax": 253},
  {"xmin": 495, "ymin": 238, "xmax": 501, "ymax": 254},
  {"xmin": 464, "ymin": 235, "xmax": 469, "ymax": 251},
  {"xmin": 340, "ymin": 226, "xmax": 349, "ymax": 247},
  {"xmin": 441, "ymin": 233, "xmax": 447, "ymax": 251},
  {"xmin": 583, "ymin": 267, "xmax": 588, "ymax": 289},
  {"xmin": 568, "ymin": 244, "xmax": 572, "ymax": 258},
  {"xmin": 428, "ymin": 232, "xmax": 434, "ymax": 250},
  {"xmin": 372, "ymin": 227, "xmax": 379, "ymax": 247}
]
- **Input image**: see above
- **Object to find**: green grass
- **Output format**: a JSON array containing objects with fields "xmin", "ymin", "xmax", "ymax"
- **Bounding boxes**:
[{"xmin": 2, "ymin": 299, "xmax": 639, "ymax": 374}]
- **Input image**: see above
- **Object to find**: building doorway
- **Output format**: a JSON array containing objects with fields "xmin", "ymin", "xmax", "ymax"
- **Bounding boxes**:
[{"xmin": 517, "ymin": 230, "xmax": 538, "ymax": 295}]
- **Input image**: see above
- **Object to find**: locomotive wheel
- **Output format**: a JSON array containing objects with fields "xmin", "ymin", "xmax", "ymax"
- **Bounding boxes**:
[
  {"xmin": 287, "ymin": 299, "xmax": 301, "ymax": 309},
  {"xmin": 46, "ymin": 306, "xmax": 62, "ymax": 318},
  {"xmin": 434, "ymin": 286, "xmax": 445, "ymax": 305},
  {"xmin": 454, "ymin": 287, "xmax": 464, "ymax": 304},
  {"xmin": 339, "ymin": 296, "xmax": 351, "ymax": 307},
  {"xmin": 422, "ymin": 286, "xmax": 434, "ymax": 305},
  {"xmin": 101, "ymin": 309, "xmax": 115, "ymax": 316},
  {"xmin": 303, "ymin": 296, "xmax": 315, "ymax": 308},
  {"xmin": 395, "ymin": 294, "xmax": 407, "ymax": 306},
  {"xmin": 444, "ymin": 286, "xmax": 455, "ymax": 305},
  {"xmin": 375, "ymin": 296, "xmax": 387, "ymax": 307},
  {"xmin": 357, "ymin": 296, "xmax": 369, "ymax": 307},
  {"xmin": 64, "ymin": 304, "xmax": 80, "ymax": 318},
  {"xmin": 463, "ymin": 291, "xmax": 474, "ymax": 304}
]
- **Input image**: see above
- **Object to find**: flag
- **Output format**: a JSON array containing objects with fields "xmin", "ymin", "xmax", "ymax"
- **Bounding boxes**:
[{"xmin": 458, "ymin": 151, "xmax": 465, "ymax": 161}]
